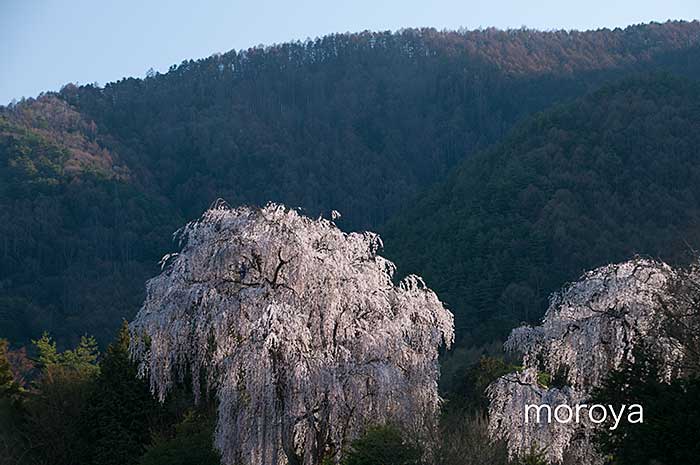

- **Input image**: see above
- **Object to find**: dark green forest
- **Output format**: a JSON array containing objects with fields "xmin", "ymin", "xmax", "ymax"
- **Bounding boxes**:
[
  {"xmin": 385, "ymin": 74, "xmax": 700, "ymax": 344},
  {"xmin": 4, "ymin": 21, "xmax": 700, "ymax": 348}
]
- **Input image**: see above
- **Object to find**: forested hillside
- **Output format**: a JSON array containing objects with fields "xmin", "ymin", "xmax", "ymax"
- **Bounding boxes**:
[
  {"xmin": 59, "ymin": 21, "xmax": 700, "ymax": 227},
  {"xmin": 3, "ymin": 21, "xmax": 700, "ymax": 347},
  {"xmin": 384, "ymin": 74, "xmax": 700, "ymax": 344},
  {"xmin": 0, "ymin": 98, "xmax": 179, "ymax": 346}
]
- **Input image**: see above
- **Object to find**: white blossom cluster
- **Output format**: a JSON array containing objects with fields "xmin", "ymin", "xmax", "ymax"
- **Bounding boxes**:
[
  {"xmin": 488, "ymin": 258, "xmax": 685, "ymax": 464},
  {"xmin": 130, "ymin": 201, "xmax": 454, "ymax": 465}
]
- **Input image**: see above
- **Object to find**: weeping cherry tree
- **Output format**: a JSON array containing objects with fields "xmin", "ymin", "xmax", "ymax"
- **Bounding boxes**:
[
  {"xmin": 130, "ymin": 201, "xmax": 454, "ymax": 465},
  {"xmin": 487, "ymin": 258, "xmax": 687, "ymax": 464}
]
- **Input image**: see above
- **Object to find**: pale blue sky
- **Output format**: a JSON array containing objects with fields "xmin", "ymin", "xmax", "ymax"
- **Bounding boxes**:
[{"xmin": 1, "ymin": 0, "xmax": 698, "ymax": 104}]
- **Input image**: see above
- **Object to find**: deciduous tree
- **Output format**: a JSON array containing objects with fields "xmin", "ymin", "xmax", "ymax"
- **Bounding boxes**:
[{"xmin": 130, "ymin": 202, "xmax": 454, "ymax": 465}]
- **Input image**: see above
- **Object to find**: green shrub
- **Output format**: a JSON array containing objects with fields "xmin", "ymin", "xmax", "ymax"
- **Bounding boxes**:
[{"xmin": 343, "ymin": 425, "xmax": 421, "ymax": 465}]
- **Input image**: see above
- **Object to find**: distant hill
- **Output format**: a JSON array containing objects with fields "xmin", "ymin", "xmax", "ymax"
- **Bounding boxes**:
[
  {"xmin": 58, "ymin": 21, "xmax": 700, "ymax": 228},
  {"xmin": 0, "ymin": 97, "xmax": 179, "ymax": 346},
  {"xmin": 383, "ymin": 74, "xmax": 700, "ymax": 344},
  {"xmin": 3, "ymin": 21, "xmax": 700, "ymax": 347}
]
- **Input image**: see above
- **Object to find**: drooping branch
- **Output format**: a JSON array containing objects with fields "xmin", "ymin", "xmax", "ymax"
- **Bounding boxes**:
[
  {"xmin": 488, "ymin": 258, "xmax": 688, "ymax": 464},
  {"xmin": 130, "ymin": 202, "xmax": 454, "ymax": 465}
]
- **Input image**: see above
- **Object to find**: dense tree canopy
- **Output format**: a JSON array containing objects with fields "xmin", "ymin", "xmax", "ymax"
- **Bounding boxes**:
[
  {"xmin": 384, "ymin": 74, "xmax": 700, "ymax": 343},
  {"xmin": 0, "ymin": 100, "xmax": 179, "ymax": 347},
  {"xmin": 591, "ymin": 345, "xmax": 700, "ymax": 465},
  {"xmin": 3, "ymin": 22, "xmax": 700, "ymax": 348}
]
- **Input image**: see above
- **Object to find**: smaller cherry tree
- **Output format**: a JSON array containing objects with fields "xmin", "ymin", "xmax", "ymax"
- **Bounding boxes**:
[{"xmin": 488, "ymin": 258, "xmax": 686, "ymax": 465}]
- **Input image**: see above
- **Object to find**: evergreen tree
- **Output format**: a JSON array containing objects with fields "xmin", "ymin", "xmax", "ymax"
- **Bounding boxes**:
[
  {"xmin": 84, "ymin": 321, "xmax": 162, "ymax": 465},
  {"xmin": 21, "ymin": 332, "xmax": 100, "ymax": 465},
  {"xmin": 139, "ymin": 411, "xmax": 221, "ymax": 465},
  {"xmin": 342, "ymin": 426, "xmax": 422, "ymax": 465},
  {"xmin": 591, "ymin": 344, "xmax": 700, "ymax": 465}
]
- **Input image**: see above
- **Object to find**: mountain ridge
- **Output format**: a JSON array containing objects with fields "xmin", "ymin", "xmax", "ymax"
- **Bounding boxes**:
[{"xmin": 3, "ymin": 21, "xmax": 700, "ymax": 347}]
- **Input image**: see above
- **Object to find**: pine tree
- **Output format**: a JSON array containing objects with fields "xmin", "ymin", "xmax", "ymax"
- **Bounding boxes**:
[
  {"xmin": 591, "ymin": 344, "xmax": 700, "ymax": 465},
  {"xmin": 85, "ymin": 321, "xmax": 162, "ymax": 465},
  {"xmin": 23, "ymin": 332, "xmax": 100, "ymax": 464}
]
